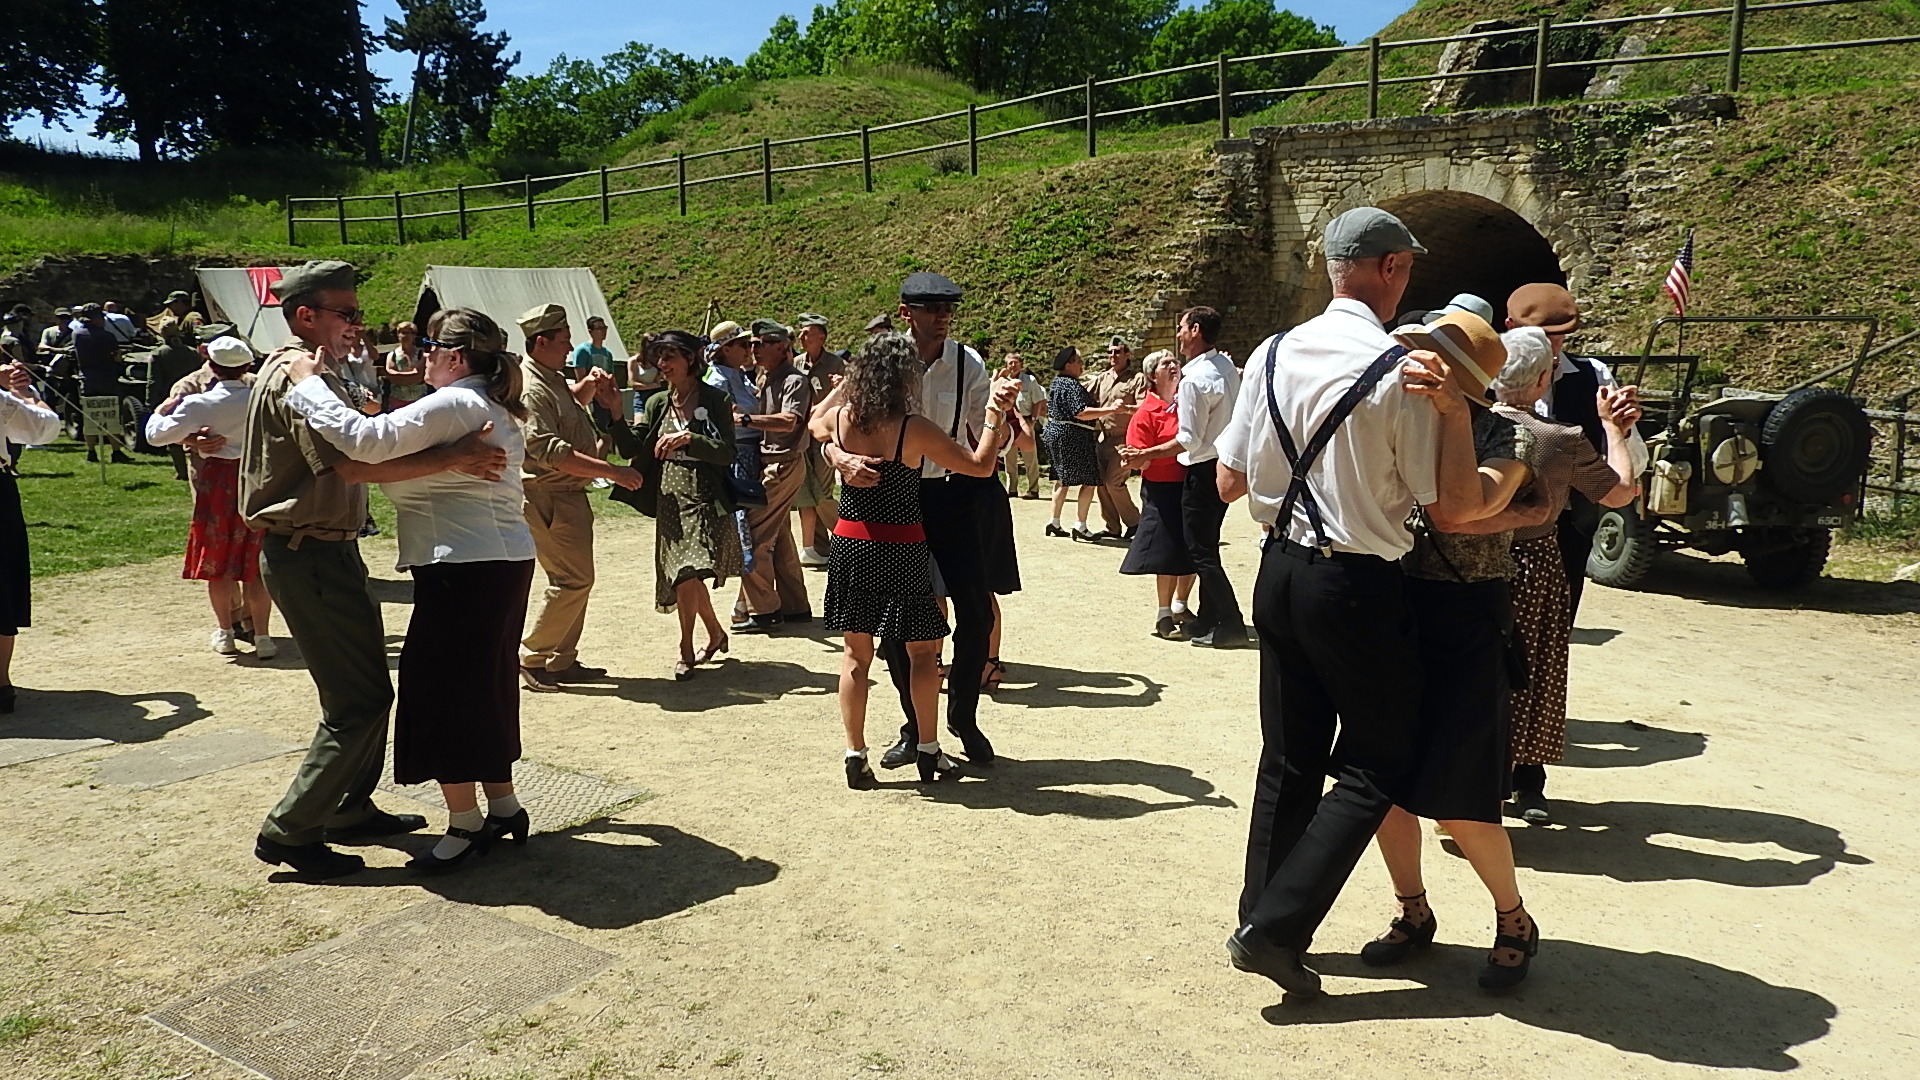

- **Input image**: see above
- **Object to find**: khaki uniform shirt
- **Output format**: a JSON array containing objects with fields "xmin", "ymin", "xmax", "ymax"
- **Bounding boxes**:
[
  {"xmin": 240, "ymin": 343, "xmax": 367, "ymax": 541},
  {"xmin": 148, "ymin": 309, "xmax": 203, "ymax": 347},
  {"xmin": 755, "ymin": 359, "xmax": 812, "ymax": 460},
  {"xmin": 1089, "ymin": 366, "xmax": 1149, "ymax": 440},
  {"xmin": 520, "ymin": 356, "xmax": 602, "ymax": 491},
  {"xmin": 796, "ymin": 350, "xmax": 845, "ymax": 400}
]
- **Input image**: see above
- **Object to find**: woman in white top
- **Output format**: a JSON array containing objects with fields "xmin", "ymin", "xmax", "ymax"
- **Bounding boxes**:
[
  {"xmin": 380, "ymin": 320, "xmax": 430, "ymax": 409},
  {"xmin": 285, "ymin": 307, "xmax": 536, "ymax": 875},
  {"xmin": 146, "ymin": 336, "xmax": 277, "ymax": 660},
  {"xmin": 0, "ymin": 362, "xmax": 62, "ymax": 713}
]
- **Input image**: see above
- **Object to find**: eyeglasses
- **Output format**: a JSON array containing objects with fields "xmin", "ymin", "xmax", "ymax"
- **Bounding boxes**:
[
  {"xmin": 418, "ymin": 336, "xmax": 454, "ymax": 350},
  {"xmin": 311, "ymin": 305, "xmax": 365, "ymax": 325},
  {"xmin": 905, "ymin": 302, "xmax": 957, "ymax": 315}
]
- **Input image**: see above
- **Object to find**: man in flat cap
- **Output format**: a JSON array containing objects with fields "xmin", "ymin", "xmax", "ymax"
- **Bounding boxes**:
[
  {"xmin": 243, "ymin": 260, "xmax": 507, "ymax": 880},
  {"xmin": 516, "ymin": 302, "xmax": 643, "ymax": 690},
  {"xmin": 734, "ymin": 318, "xmax": 813, "ymax": 630},
  {"xmin": 863, "ymin": 313, "xmax": 893, "ymax": 335},
  {"xmin": 791, "ymin": 313, "xmax": 842, "ymax": 566}
]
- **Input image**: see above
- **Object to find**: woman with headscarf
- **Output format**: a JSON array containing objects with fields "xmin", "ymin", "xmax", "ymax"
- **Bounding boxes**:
[
  {"xmin": 1117, "ymin": 349, "xmax": 1196, "ymax": 638},
  {"xmin": 1042, "ymin": 346, "xmax": 1123, "ymax": 541}
]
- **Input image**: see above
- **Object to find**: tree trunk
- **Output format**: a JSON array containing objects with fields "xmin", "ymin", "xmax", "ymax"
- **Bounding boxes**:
[
  {"xmin": 349, "ymin": 8, "xmax": 380, "ymax": 166},
  {"xmin": 401, "ymin": 53, "xmax": 425, "ymax": 165}
]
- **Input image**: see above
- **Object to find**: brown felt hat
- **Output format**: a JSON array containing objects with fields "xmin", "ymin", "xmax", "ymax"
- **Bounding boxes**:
[
  {"xmin": 1394, "ymin": 311, "xmax": 1507, "ymax": 405},
  {"xmin": 270, "ymin": 260, "xmax": 356, "ymax": 300},
  {"xmin": 1507, "ymin": 283, "xmax": 1581, "ymax": 335}
]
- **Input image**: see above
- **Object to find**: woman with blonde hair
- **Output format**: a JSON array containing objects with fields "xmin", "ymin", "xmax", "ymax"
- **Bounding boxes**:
[{"xmin": 284, "ymin": 306, "xmax": 537, "ymax": 873}]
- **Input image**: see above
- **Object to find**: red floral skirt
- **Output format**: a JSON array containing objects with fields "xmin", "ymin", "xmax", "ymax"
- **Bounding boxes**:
[{"xmin": 183, "ymin": 457, "xmax": 262, "ymax": 582}]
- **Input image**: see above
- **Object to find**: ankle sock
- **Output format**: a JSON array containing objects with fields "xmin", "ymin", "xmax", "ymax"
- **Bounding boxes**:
[
  {"xmin": 1156, "ymin": 606, "xmax": 1173, "ymax": 621},
  {"xmin": 1170, "ymin": 599, "xmax": 1190, "ymax": 615},
  {"xmin": 916, "ymin": 741, "xmax": 940, "ymax": 756},
  {"xmin": 488, "ymin": 793, "xmax": 521, "ymax": 818},
  {"xmin": 1048, "ymin": 517, "xmax": 1061, "ymax": 529},
  {"xmin": 434, "ymin": 808, "xmax": 485, "ymax": 859},
  {"xmin": 845, "ymin": 748, "xmax": 867, "ymax": 760}
]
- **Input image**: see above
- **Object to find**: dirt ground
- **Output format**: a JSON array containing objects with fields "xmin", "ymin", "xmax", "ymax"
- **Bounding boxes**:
[{"xmin": 3, "ymin": 493, "xmax": 1917, "ymax": 1080}]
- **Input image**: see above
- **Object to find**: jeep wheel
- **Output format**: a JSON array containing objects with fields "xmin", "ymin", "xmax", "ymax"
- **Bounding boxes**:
[
  {"xmin": 1587, "ymin": 505, "xmax": 1656, "ymax": 588},
  {"xmin": 1743, "ymin": 529, "xmax": 1831, "ymax": 590},
  {"xmin": 1759, "ymin": 388, "xmax": 1871, "ymax": 504}
]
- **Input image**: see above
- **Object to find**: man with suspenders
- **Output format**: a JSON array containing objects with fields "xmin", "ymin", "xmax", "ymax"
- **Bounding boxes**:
[{"xmin": 1214, "ymin": 208, "xmax": 1521, "ymax": 994}]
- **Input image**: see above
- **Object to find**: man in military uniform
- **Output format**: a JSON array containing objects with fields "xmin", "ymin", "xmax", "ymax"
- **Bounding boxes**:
[
  {"xmin": 791, "ymin": 312, "xmax": 842, "ymax": 565},
  {"xmin": 516, "ymin": 303, "xmax": 644, "ymax": 691},
  {"xmin": 1089, "ymin": 336, "xmax": 1148, "ymax": 538},
  {"xmin": 243, "ymin": 260, "xmax": 507, "ymax": 880},
  {"xmin": 148, "ymin": 289, "xmax": 203, "ymax": 346},
  {"xmin": 736, "ymin": 318, "xmax": 813, "ymax": 630}
]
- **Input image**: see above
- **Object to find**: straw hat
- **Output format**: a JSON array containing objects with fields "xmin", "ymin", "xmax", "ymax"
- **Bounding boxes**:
[{"xmin": 1393, "ymin": 311, "xmax": 1507, "ymax": 404}]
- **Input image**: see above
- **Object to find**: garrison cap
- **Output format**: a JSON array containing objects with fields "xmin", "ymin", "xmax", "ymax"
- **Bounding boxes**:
[
  {"xmin": 750, "ymin": 318, "xmax": 791, "ymax": 342},
  {"xmin": 165, "ymin": 290, "xmax": 192, "ymax": 303},
  {"xmin": 269, "ymin": 260, "xmax": 356, "ymax": 300},
  {"xmin": 794, "ymin": 312, "xmax": 830, "ymax": 329},
  {"xmin": 863, "ymin": 313, "xmax": 894, "ymax": 333},
  {"xmin": 1323, "ymin": 207, "xmax": 1426, "ymax": 259},
  {"xmin": 516, "ymin": 302, "xmax": 569, "ymax": 337},
  {"xmin": 900, "ymin": 271, "xmax": 962, "ymax": 305}
]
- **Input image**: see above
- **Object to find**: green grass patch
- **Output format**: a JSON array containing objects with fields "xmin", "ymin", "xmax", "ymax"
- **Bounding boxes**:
[
  {"xmin": 17, "ymin": 442, "xmax": 193, "ymax": 577},
  {"xmin": 0, "ymin": 1010, "xmax": 52, "ymax": 1045}
]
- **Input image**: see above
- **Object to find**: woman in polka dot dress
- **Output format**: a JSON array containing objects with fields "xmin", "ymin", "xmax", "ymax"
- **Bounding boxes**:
[{"xmin": 809, "ymin": 332, "xmax": 1018, "ymax": 789}]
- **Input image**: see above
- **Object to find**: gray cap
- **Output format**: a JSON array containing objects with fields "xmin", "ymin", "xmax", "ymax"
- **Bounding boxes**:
[
  {"xmin": 750, "ymin": 318, "xmax": 791, "ymax": 342},
  {"xmin": 1323, "ymin": 207, "xmax": 1426, "ymax": 259},
  {"xmin": 270, "ymin": 260, "xmax": 357, "ymax": 300},
  {"xmin": 794, "ymin": 312, "xmax": 829, "ymax": 329},
  {"xmin": 900, "ymin": 271, "xmax": 962, "ymax": 305},
  {"xmin": 1437, "ymin": 293, "xmax": 1496, "ymax": 325}
]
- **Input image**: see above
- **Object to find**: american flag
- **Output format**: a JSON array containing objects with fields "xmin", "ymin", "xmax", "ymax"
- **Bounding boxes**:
[{"xmin": 1664, "ymin": 231, "xmax": 1694, "ymax": 315}]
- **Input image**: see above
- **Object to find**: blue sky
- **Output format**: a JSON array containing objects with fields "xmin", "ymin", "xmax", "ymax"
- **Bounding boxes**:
[{"xmin": 10, "ymin": 0, "xmax": 1413, "ymax": 156}]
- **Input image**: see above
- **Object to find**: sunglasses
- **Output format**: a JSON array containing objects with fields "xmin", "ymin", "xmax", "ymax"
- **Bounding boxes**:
[
  {"xmin": 905, "ymin": 302, "xmax": 958, "ymax": 315},
  {"xmin": 419, "ymin": 336, "xmax": 454, "ymax": 350},
  {"xmin": 311, "ymin": 305, "xmax": 365, "ymax": 325}
]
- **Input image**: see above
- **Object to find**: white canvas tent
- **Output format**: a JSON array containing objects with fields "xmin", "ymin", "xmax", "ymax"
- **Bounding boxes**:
[
  {"xmin": 195, "ymin": 266, "xmax": 295, "ymax": 353},
  {"xmin": 413, "ymin": 265, "xmax": 627, "ymax": 359}
]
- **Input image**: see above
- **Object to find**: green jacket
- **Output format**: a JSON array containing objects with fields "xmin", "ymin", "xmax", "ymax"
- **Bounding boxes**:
[{"xmin": 611, "ymin": 380, "xmax": 738, "ymax": 518}]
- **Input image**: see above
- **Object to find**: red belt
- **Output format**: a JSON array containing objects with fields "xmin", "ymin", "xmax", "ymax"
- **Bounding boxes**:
[{"xmin": 833, "ymin": 519, "xmax": 925, "ymax": 543}]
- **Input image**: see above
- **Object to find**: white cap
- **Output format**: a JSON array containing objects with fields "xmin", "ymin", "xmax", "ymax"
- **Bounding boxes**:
[{"xmin": 205, "ymin": 336, "xmax": 255, "ymax": 369}]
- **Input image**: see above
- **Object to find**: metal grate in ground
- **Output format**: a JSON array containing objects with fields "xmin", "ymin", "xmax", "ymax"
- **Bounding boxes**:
[{"xmin": 377, "ymin": 755, "xmax": 650, "ymax": 834}]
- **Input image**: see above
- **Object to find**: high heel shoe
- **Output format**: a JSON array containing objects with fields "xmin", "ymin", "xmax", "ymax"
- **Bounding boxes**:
[
  {"xmin": 694, "ymin": 634, "xmax": 729, "ymax": 665},
  {"xmin": 979, "ymin": 657, "xmax": 1006, "ymax": 693},
  {"xmin": 405, "ymin": 826, "xmax": 489, "ymax": 874},
  {"xmin": 1477, "ymin": 904, "xmax": 1539, "ymax": 991},
  {"xmin": 1360, "ymin": 892, "xmax": 1437, "ymax": 967},
  {"xmin": 1044, "ymin": 523, "xmax": 1068, "ymax": 537},
  {"xmin": 484, "ymin": 808, "xmax": 531, "ymax": 846},
  {"xmin": 845, "ymin": 755, "xmax": 878, "ymax": 790},
  {"xmin": 916, "ymin": 749, "xmax": 964, "ymax": 783},
  {"xmin": 674, "ymin": 654, "xmax": 695, "ymax": 680}
]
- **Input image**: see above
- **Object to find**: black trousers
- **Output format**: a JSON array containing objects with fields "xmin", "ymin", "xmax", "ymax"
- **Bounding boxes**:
[
  {"xmin": 1181, "ymin": 459, "xmax": 1242, "ymax": 632},
  {"xmin": 1240, "ymin": 539, "xmax": 1423, "ymax": 947},
  {"xmin": 885, "ymin": 475, "xmax": 993, "ymax": 747},
  {"xmin": 1556, "ymin": 496, "xmax": 1601, "ymax": 620}
]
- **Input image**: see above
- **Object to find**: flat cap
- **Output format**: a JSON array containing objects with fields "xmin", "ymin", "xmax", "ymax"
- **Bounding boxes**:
[
  {"xmin": 1507, "ymin": 282, "xmax": 1581, "ymax": 335},
  {"xmin": 750, "ymin": 318, "xmax": 791, "ymax": 341},
  {"xmin": 53, "ymin": 306, "xmax": 71, "ymax": 318},
  {"xmin": 269, "ymin": 260, "xmax": 356, "ymax": 300},
  {"xmin": 204, "ymin": 336, "xmax": 255, "ymax": 369},
  {"xmin": 900, "ymin": 271, "xmax": 962, "ymax": 305},
  {"xmin": 863, "ymin": 313, "xmax": 894, "ymax": 333},
  {"xmin": 794, "ymin": 312, "xmax": 830, "ymax": 329},
  {"xmin": 165, "ymin": 290, "xmax": 192, "ymax": 303},
  {"xmin": 1323, "ymin": 207, "xmax": 1426, "ymax": 260},
  {"xmin": 1437, "ymin": 293, "xmax": 1496, "ymax": 325},
  {"xmin": 516, "ymin": 302, "xmax": 569, "ymax": 337}
]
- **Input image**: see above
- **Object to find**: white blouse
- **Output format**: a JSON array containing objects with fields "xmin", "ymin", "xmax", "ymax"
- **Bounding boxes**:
[
  {"xmin": 144, "ymin": 379, "xmax": 250, "ymax": 459},
  {"xmin": 287, "ymin": 374, "xmax": 534, "ymax": 571},
  {"xmin": 1, "ymin": 388, "xmax": 61, "ymax": 468}
]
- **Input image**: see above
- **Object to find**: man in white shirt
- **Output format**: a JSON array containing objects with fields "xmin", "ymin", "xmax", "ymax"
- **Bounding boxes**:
[
  {"xmin": 1173, "ymin": 306, "xmax": 1246, "ymax": 647},
  {"xmin": 100, "ymin": 302, "xmax": 141, "ymax": 345},
  {"xmin": 1215, "ymin": 207, "xmax": 1524, "ymax": 995}
]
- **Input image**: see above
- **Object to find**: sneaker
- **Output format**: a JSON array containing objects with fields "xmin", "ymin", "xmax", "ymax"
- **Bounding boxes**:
[
  {"xmin": 210, "ymin": 628, "xmax": 238, "ymax": 655},
  {"xmin": 799, "ymin": 546, "xmax": 829, "ymax": 567},
  {"xmin": 253, "ymin": 634, "xmax": 279, "ymax": 660},
  {"xmin": 589, "ymin": 476, "xmax": 613, "ymax": 489}
]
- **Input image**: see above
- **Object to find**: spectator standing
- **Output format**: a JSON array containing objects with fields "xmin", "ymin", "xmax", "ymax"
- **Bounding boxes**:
[
  {"xmin": 381, "ymin": 321, "xmax": 430, "ymax": 410},
  {"xmin": 1, "ymin": 361, "xmax": 62, "ymax": 714},
  {"xmin": 791, "ymin": 313, "xmax": 843, "ymax": 567},
  {"xmin": 1117, "ymin": 349, "xmax": 1196, "ymax": 639},
  {"xmin": 1172, "ymin": 306, "xmax": 1244, "ymax": 648},
  {"xmin": 71, "ymin": 304, "xmax": 134, "ymax": 464},
  {"xmin": 145, "ymin": 336, "xmax": 276, "ymax": 659},
  {"xmin": 571, "ymin": 315, "xmax": 629, "ymax": 428},
  {"xmin": 736, "ymin": 319, "xmax": 813, "ymax": 632},
  {"xmin": 35, "ymin": 306, "xmax": 73, "ymax": 367},
  {"xmin": 1000, "ymin": 353, "xmax": 1046, "ymax": 498},
  {"xmin": 1089, "ymin": 337, "xmax": 1148, "ymax": 538},
  {"xmin": 1, "ymin": 308, "xmax": 30, "ymax": 365},
  {"xmin": 703, "ymin": 321, "xmax": 762, "ymax": 581},
  {"xmin": 515, "ymin": 303, "xmax": 643, "ymax": 691}
]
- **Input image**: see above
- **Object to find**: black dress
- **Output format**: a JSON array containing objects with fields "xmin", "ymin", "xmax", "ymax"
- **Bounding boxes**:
[
  {"xmin": 824, "ymin": 418, "xmax": 951, "ymax": 643},
  {"xmin": 1043, "ymin": 377, "xmax": 1101, "ymax": 486}
]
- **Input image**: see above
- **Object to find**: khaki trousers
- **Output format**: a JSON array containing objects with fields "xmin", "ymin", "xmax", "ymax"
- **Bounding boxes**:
[
  {"xmin": 1096, "ymin": 439, "xmax": 1140, "ymax": 531},
  {"xmin": 521, "ymin": 486, "xmax": 596, "ymax": 671},
  {"xmin": 743, "ymin": 456, "xmax": 809, "ymax": 617}
]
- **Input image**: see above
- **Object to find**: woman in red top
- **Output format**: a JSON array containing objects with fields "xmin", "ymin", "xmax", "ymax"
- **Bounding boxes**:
[{"xmin": 1117, "ymin": 350, "xmax": 1196, "ymax": 639}]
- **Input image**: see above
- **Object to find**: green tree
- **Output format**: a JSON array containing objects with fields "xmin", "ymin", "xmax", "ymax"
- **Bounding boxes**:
[
  {"xmin": 385, "ymin": 0, "xmax": 517, "ymax": 160},
  {"xmin": 1, "ymin": 0, "xmax": 98, "ymax": 127},
  {"xmin": 745, "ymin": 3, "xmax": 862, "ymax": 79},
  {"xmin": 1130, "ymin": 0, "xmax": 1339, "ymax": 117},
  {"xmin": 488, "ymin": 45, "xmax": 742, "ymax": 162}
]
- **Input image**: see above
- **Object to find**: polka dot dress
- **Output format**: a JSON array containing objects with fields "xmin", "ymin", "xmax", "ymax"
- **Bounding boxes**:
[
  {"xmin": 1509, "ymin": 533, "xmax": 1571, "ymax": 765},
  {"xmin": 825, "ymin": 452, "xmax": 950, "ymax": 643}
]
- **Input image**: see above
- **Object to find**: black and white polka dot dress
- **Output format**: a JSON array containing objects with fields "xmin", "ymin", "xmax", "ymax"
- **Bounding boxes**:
[{"xmin": 824, "ymin": 418, "xmax": 951, "ymax": 642}]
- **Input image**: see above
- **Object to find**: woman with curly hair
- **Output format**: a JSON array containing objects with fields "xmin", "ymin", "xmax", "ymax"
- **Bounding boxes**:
[{"xmin": 807, "ymin": 332, "xmax": 1017, "ymax": 788}]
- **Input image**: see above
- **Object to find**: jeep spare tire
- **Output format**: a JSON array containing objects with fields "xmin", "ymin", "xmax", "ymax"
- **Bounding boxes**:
[
  {"xmin": 1759, "ymin": 388, "xmax": 1871, "ymax": 504},
  {"xmin": 1587, "ymin": 505, "xmax": 1655, "ymax": 588}
]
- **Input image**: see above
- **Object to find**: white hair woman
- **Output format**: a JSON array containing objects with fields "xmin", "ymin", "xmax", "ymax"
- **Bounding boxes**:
[
  {"xmin": 1116, "ymin": 349, "xmax": 1196, "ymax": 638},
  {"xmin": 1490, "ymin": 326, "xmax": 1641, "ymax": 825}
]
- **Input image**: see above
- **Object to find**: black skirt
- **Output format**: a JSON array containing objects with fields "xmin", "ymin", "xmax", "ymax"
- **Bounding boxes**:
[
  {"xmin": 394, "ymin": 559, "xmax": 537, "ymax": 785},
  {"xmin": 972, "ymin": 475, "xmax": 1022, "ymax": 595},
  {"xmin": 1396, "ymin": 576, "xmax": 1512, "ymax": 823},
  {"xmin": 1120, "ymin": 478, "xmax": 1196, "ymax": 576},
  {"xmin": 0, "ymin": 472, "xmax": 27, "ymax": 635}
]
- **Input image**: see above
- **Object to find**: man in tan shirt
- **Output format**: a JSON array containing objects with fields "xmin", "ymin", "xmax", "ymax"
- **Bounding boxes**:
[
  {"xmin": 516, "ymin": 303, "xmax": 643, "ymax": 690},
  {"xmin": 243, "ymin": 260, "xmax": 506, "ymax": 880},
  {"xmin": 1089, "ymin": 336, "xmax": 1148, "ymax": 537},
  {"xmin": 736, "ymin": 318, "xmax": 812, "ymax": 631}
]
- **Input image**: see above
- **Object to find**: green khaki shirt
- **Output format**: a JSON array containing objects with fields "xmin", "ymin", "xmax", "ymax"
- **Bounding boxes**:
[
  {"xmin": 520, "ymin": 355, "xmax": 602, "ymax": 490},
  {"xmin": 240, "ymin": 343, "xmax": 366, "ymax": 541}
]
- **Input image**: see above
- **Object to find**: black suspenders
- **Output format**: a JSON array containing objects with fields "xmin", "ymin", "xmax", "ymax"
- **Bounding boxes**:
[{"xmin": 1263, "ymin": 334, "xmax": 1408, "ymax": 555}]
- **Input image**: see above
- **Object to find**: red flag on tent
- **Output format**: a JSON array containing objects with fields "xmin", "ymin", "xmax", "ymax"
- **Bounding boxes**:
[{"xmin": 248, "ymin": 266, "xmax": 284, "ymax": 307}]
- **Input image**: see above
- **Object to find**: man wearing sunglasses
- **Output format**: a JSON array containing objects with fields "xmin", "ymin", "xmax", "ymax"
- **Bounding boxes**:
[{"xmin": 242, "ymin": 260, "xmax": 509, "ymax": 881}]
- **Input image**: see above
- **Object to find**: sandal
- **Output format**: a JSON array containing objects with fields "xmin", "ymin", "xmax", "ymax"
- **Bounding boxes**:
[
  {"xmin": 694, "ymin": 634, "xmax": 729, "ymax": 665},
  {"xmin": 980, "ymin": 657, "xmax": 1007, "ymax": 692}
]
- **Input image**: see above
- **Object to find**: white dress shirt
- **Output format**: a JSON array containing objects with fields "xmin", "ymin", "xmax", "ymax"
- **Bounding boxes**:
[
  {"xmin": 1538, "ymin": 352, "xmax": 1651, "ymax": 475},
  {"xmin": 103, "ymin": 311, "xmax": 139, "ymax": 344},
  {"xmin": 913, "ymin": 338, "xmax": 990, "ymax": 479},
  {"xmin": 1215, "ymin": 298, "xmax": 1440, "ymax": 561},
  {"xmin": 287, "ymin": 374, "xmax": 534, "ymax": 570},
  {"xmin": 1, "ymin": 389, "xmax": 61, "ymax": 467},
  {"xmin": 144, "ymin": 379, "xmax": 250, "ymax": 459},
  {"xmin": 1174, "ymin": 349, "xmax": 1242, "ymax": 466}
]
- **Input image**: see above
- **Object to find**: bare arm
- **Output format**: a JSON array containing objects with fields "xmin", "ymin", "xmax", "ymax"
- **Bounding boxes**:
[
  {"xmin": 1597, "ymin": 387, "xmax": 1642, "ymax": 507},
  {"xmin": 1428, "ymin": 459, "xmax": 1537, "ymax": 531},
  {"xmin": 1218, "ymin": 464, "xmax": 1249, "ymax": 504}
]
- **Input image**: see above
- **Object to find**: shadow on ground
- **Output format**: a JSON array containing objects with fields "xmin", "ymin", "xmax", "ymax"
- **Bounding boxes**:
[
  {"xmin": 564, "ymin": 658, "xmax": 838, "ymax": 711},
  {"xmin": 1559, "ymin": 718, "xmax": 1707, "ymax": 769},
  {"xmin": 1264, "ymin": 941, "xmax": 1834, "ymax": 1070},
  {"xmin": 904, "ymin": 756, "xmax": 1234, "ymax": 818},
  {"xmin": 984, "ymin": 662, "xmax": 1166, "ymax": 710},
  {"xmin": 1620, "ymin": 552, "xmax": 1920, "ymax": 615},
  {"xmin": 0, "ymin": 688, "xmax": 209, "ymax": 744},
  {"xmin": 301, "ymin": 822, "xmax": 778, "ymax": 930},
  {"xmin": 1482, "ymin": 798, "xmax": 1869, "ymax": 887}
]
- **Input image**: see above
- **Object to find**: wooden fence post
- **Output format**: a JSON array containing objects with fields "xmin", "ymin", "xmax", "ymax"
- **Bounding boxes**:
[
  {"xmin": 1533, "ymin": 16, "xmax": 1553, "ymax": 106},
  {"xmin": 336, "ymin": 194, "xmax": 347, "ymax": 245},
  {"xmin": 524, "ymin": 175, "xmax": 534, "ymax": 230},
  {"xmin": 393, "ymin": 191, "xmax": 405, "ymax": 245},
  {"xmin": 762, "ymin": 137, "xmax": 773, "ymax": 205},
  {"xmin": 1085, "ymin": 77, "xmax": 1097, "ymax": 158},
  {"xmin": 968, "ymin": 103, "xmax": 978, "ymax": 176},
  {"xmin": 285, "ymin": 198, "xmax": 295, "ymax": 246},
  {"xmin": 1366, "ymin": 38, "xmax": 1381, "ymax": 120},
  {"xmin": 677, "ymin": 152, "xmax": 687, "ymax": 216},
  {"xmin": 1727, "ymin": 0, "xmax": 1748, "ymax": 92},
  {"xmin": 1218, "ymin": 54, "xmax": 1231, "ymax": 140},
  {"xmin": 456, "ymin": 183, "xmax": 467, "ymax": 240},
  {"xmin": 861, "ymin": 126, "xmax": 872, "ymax": 193},
  {"xmin": 599, "ymin": 165, "xmax": 609, "ymax": 224}
]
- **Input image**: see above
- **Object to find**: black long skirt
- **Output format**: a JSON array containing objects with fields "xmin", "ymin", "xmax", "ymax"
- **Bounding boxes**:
[
  {"xmin": 394, "ymin": 559, "xmax": 537, "ymax": 785},
  {"xmin": 0, "ymin": 472, "xmax": 29, "ymax": 635},
  {"xmin": 1397, "ymin": 576, "xmax": 1512, "ymax": 823},
  {"xmin": 1120, "ymin": 477, "xmax": 1196, "ymax": 576}
]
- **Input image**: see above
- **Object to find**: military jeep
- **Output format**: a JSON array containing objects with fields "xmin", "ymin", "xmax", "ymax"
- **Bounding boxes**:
[{"xmin": 1584, "ymin": 315, "xmax": 1877, "ymax": 591}]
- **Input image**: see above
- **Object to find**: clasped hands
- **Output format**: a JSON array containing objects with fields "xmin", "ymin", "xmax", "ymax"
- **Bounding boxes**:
[{"xmin": 826, "ymin": 376, "xmax": 1022, "ymax": 487}]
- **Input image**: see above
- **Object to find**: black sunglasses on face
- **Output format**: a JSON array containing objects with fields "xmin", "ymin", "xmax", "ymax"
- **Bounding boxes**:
[
  {"xmin": 905, "ymin": 302, "xmax": 957, "ymax": 315},
  {"xmin": 311, "ymin": 305, "xmax": 365, "ymax": 325}
]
